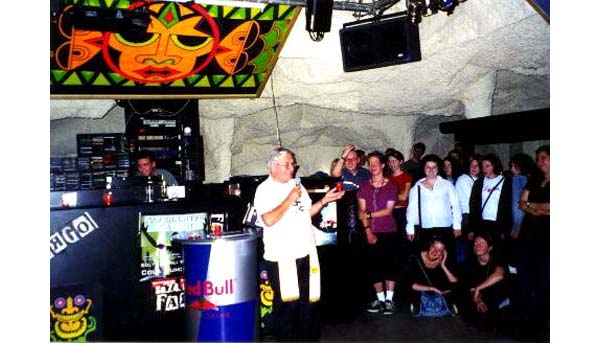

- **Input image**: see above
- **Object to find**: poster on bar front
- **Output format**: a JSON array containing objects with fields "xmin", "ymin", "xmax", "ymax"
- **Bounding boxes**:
[{"xmin": 139, "ymin": 212, "xmax": 207, "ymax": 282}]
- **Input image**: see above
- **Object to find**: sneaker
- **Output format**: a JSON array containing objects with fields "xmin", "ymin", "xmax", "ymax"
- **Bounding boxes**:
[
  {"xmin": 367, "ymin": 300, "xmax": 384, "ymax": 313},
  {"xmin": 383, "ymin": 300, "xmax": 395, "ymax": 315}
]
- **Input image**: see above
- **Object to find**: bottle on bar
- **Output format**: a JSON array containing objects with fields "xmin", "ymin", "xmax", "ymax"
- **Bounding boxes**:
[{"xmin": 145, "ymin": 176, "xmax": 154, "ymax": 203}]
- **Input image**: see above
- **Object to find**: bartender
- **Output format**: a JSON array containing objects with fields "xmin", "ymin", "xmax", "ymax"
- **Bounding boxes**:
[{"xmin": 133, "ymin": 150, "xmax": 179, "ymax": 186}]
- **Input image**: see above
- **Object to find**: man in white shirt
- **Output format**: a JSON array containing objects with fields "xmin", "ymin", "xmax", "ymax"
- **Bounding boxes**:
[{"xmin": 254, "ymin": 147, "xmax": 344, "ymax": 341}]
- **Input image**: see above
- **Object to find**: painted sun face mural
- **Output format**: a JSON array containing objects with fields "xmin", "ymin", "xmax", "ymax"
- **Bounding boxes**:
[
  {"xmin": 50, "ymin": 294, "xmax": 97, "ymax": 341},
  {"xmin": 105, "ymin": 1, "xmax": 219, "ymax": 83},
  {"xmin": 50, "ymin": 0, "xmax": 300, "ymax": 98}
]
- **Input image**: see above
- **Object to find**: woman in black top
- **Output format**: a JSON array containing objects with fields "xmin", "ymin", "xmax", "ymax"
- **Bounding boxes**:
[
  {"xmin": 407, "ymin": 237, "xmax": 458, "ymax": 312},
  {"xmin": 459, "ymin": 233, "xmax": 508, "ymax": 327},
  {"xmin": 515, "ymin": 145, "xmax": 550, "ymax": 331}
]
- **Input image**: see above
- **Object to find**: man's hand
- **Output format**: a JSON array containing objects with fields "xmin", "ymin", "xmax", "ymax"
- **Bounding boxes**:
[
  {"xmin": 288, "ymin": 185, "xmax": 302, "ymax": 204},
  {"xmin": 322, "ymin": 187, "xmax": 345, "ymax": 205},
  {"xmin": 340, "ymin": 144, "xmax": 355, "ymax": 159}
]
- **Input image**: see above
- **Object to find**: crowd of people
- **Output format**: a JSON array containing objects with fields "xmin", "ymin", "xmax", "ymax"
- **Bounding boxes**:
[{"xmin": 253, "ymin": 142, "xmax": 550, "ymax": 340}]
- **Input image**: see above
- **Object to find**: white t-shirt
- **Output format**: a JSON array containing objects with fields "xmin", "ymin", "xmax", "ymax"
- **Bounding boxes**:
[
  {"xmin": 254, "ymin": 176, "xmax": 314, "ymax": 262},
  {"xmin": 481, "ymin": 175, "xmax": 504, "ymax": 221}
]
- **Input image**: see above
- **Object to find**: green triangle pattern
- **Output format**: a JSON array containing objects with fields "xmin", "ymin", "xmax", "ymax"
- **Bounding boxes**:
[
  {"xmin": 92, "ymin": 73, "xmax": 112, "ymax": 86},
  {"xmin": 122, "ymin": 80, "xmax": 136, "ymax": 87},
  {"xmin": 51, "ymin": 70, "xmax": 69, "ymax": 83},
  {"xmin": 207, "ymin": 5, "xmax": 220, "ymax": 18},
  {"xmin": 107, "ymin": 72, "xmax": 127, "ymax": 84},
  {"xmin": 222, "ymin": 6, "xmax": 236, "ymax": 17},
  {"xmin": 219, "ymin": 76, "xmax": 235, "ymax": 88},
  {"xmin": 64, "ymin": 73, "xmax": 83, "ymax": 86},
  {"xmin": 194, "ymin": 76, "xmax": 211, "ymax": 87},
  {"xmin": 234, "ymin": 74, "xmax": 251, "ymax": 86},
  {"xmin": 278, "ymin": 5, "xmax": 297, "ymax": 20},
  {"xmin": 257, "ymin": 73, "xmax": 266, "ymax": 84},
  {"xmin": 257, "ymin": 6, "xmax": 274, "ymax": 20},
  {"xmin": 241, "ymin": 76, "xmax": 256, "ymax": 88},
  {"xmin": 250, "ymin": 8, "xmax": 262, "ymax": 19},
  {"xmin": 186, "ymin": 74, "xmax": 202, "ymax": 85},
  {"xmin": 229, "ymin": 8, "xmax": 248, "ymax": 20},
  {"xmin": 212, "ymin": 75, "xmax": 227, "ymax": 86},
  {"xmin": 171, "ymin": 79, "xmax": 186, "ymax": 87},
  {"xmin": 80, "ymin": 71, "xmax": 96, "ymax": 83}
]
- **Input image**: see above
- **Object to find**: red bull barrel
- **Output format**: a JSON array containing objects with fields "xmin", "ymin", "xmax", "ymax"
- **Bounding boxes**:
[{"xmin": 181, "ymin": 232, "xmax": 258, "ymax": 342}]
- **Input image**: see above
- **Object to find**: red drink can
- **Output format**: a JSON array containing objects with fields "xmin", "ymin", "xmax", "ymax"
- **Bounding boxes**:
[
  {"xmin": 103, "ymin": 191, "xmax": 113, "ymax": 206},
  {"xmin": 335, "ymin": 182, "xmax": 343, "ymax": 192}
]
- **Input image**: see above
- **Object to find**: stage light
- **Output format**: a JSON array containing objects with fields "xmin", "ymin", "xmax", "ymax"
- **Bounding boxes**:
[{"xmin": 306, "ymin": 0, "xmax": 334, "ymax": 42}]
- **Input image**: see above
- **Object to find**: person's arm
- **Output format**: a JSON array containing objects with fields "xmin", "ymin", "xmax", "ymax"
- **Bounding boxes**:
[
  {"xmin": 358, "ymin": 197, "xmax": 377, "ymax": 244},
  {"xmin": 405, "ymin": 185, "xmax": 418, "ymax": 240},
  {"xmin": 368, "ymin": 200, "xmax": 395, "ymax": 219},
  {"xmin": 398, "ymin": 180, "xmax": 411, "ymax": 202},
  {"xmin": 448, "ymin": 183, "xmax": 462, "ymax": 237},
  {"xmin": 412, "ymin": 283, "xmax": 448, "ymax": 295},
  {"xmin": 471, "ymin": 265, "xmax": 505, "ymax": 295},
  {"xmin": 440, "ymin": 250, "xmax": 458, "ymax": 283},
  {"xmin": 260, "ymin": 186, "xmax": 301, "ymax": 227},
  {"xmin": 519, "ymin": 189, "xmax": 550, "ymax": 216},
  {"xmin": 309, "ymin": 187, "xmax": 345, "ymax": 217},
  {"xmin": 471, "ymin": 265, "xmax": 505, "ymax": 311},
  {"xmin": 331, "ymin": 144, "xmax": 355, "ymax": 177}
]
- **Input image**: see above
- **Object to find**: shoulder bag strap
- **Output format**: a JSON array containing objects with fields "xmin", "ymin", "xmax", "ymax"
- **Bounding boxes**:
[
  {"xmin": 418, "ymin": 185, "xmax": 422, "ymax": 227},
  {"xmin": 481, "ymin": 176, "xmax": 504, "ymax": 212},
  {"xmin": 415, "ymin": 255, "xmax": 433, "ymax": 286}
]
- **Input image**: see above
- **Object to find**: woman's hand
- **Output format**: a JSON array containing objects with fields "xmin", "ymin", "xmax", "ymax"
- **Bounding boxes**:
[
  {"xmin": 441, "ymin": 250, "xmax": 448, "ymax": 267},
  {"xmin": 428, "ymin": 286, "xmax": 449, "ymax": 295},
  {"xmin": 475, "ymin": 299, "xmax": 488, "ymax": 313},
  {"xmin": 366, "ymin": 230, "xmax": 377, "ymax": 245}
]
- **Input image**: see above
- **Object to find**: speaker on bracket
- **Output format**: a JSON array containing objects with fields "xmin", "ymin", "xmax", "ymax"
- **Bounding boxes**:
[
  {"xmin": 339, "ymin": 14, "xmax": 421, "ymax": 72},
  {"xmin": 306, "ymin": 0, "xmax": 334, "ymax": 33}
]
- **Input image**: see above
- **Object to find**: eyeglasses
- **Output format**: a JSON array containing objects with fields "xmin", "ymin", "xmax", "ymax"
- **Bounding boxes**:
[{"xmin": 274, "ymin": 161, "xmax": 298, "ymax": 168}]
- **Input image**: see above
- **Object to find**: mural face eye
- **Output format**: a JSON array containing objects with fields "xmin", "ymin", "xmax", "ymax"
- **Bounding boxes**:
[
  {"xmin": 114, "ymin": 31, "xmax": 158, "ymax": 47},
  {"xmin": 54, "ymin": 297, "xmax": 66, "ymax": 309},
  {"xmin": 172, "ymin": 34, "xmax": 212, "ymax": 51},
  {"xmin": 74, "ymin": 295, "xmax": 86, "ymax": 306}
]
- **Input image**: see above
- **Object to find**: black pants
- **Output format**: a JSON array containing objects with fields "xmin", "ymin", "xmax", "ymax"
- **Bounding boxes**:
[{"xmin": 264, "ymin": 256, "xmax": 319, "ymax": 341}]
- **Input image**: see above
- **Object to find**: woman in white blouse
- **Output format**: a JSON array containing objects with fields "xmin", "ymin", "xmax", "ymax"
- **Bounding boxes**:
[{"xmin": 405, "ymin": 154, "xmax": 462, "ymax": 265}]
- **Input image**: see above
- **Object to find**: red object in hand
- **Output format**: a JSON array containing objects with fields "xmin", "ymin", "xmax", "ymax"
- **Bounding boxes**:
[
  {"xmin": 103, "ymin": 192, "xmax": 113, "ymax": 206},
  {"xmin": 336, "ymin": 182, "xmax": 343, "ymax": 192}
]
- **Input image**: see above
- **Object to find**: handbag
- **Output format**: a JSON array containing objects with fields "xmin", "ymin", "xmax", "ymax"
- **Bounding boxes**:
[{"xmin": 412, "ymin": 256, "xmax": 455, "ymax": 318}]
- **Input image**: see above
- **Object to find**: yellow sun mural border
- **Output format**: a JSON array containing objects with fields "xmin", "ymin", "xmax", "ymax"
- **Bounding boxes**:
[{"xmin": 50, "ymin": 0, "xmax": 301, "ymax": 99}]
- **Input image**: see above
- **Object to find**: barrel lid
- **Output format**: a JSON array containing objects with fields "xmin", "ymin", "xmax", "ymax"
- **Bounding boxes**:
[{"xmin": 175, "ymin": 231, "xmax": 257, "ymax": 244}]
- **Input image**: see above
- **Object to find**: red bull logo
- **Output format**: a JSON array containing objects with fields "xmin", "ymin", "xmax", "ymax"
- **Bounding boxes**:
[
  {"xmin": 189, "ymin": 298, "xmax": 220, "ymax": 311},
  {"xmin": 186, "ymin": 279, "xmax": 235, "ymax": 297}
]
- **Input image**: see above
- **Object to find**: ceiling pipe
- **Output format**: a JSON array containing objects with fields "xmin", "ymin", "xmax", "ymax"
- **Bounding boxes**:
[{"xmin": 204, "ymin": 0, "xmax": 402, "ymax": 14}]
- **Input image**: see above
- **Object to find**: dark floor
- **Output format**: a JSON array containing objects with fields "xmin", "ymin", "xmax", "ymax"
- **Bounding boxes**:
[{"xmin": 318, "ymin": 308, "xmax": 549, "ymax": 343}]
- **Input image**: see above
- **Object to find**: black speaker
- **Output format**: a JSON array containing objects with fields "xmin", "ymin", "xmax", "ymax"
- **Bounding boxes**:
[
  {"xmin": 306, "ymin": 0, "xmax": 333, "ymax": 32},
  {"xmin": 339, "ymin": 14, "xmax": 421, "ymax": 72}
]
